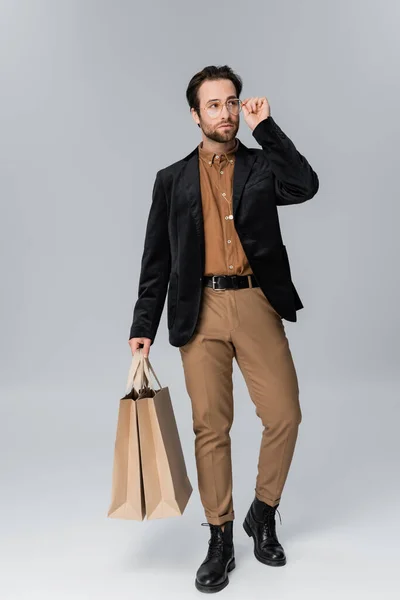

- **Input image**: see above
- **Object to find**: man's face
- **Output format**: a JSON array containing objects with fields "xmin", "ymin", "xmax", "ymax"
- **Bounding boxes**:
[{"xmin": 192, "ymin": 79, "xmax": 240, "ymax": 143}]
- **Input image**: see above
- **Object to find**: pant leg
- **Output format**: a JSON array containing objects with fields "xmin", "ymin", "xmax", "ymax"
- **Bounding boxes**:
[
  {"xmin": 178, "ymin": 287, "xmax": 236, "ymax": 526},
  {"xmin": 231, "ymin": 285, "xmax": 302, "ymax": 507}
]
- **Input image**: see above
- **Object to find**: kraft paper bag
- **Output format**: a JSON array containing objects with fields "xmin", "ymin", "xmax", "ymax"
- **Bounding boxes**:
[
  {"xmin": 107, "ymin": 350, "xmax": 147, "ymax": 520},
  {"xmin": 135, "ymin": 350, "xmax": 193, "ymax": 519}
]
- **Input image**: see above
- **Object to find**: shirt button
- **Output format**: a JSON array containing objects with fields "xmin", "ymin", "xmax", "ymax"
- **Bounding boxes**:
[
  {"xmin": 229, "ymin": 265, "xmax": 233, "ymax": 269},
  {"xmin": 225, "ymin": 215, "xmax": 228, "ymax": 220},
  {"xmin": 227, "ymin": 240, "xmax": 231, "ymax": 243},
  {"xmin": 215, "ymin": 155, "xmax": 219, "ymax": 159},
  {"xmin": 228, "ymin": 214, "xmax": 233, "ymax": 219},
  {"xmin": 220, "ymin": 171, "xmax": 223, "ymax": 174},
  {"xmin": 222, "ymin": 192, "xmax": 226, "ymax": 196},
  {"xmin": 208, "ymin": 160, "xmax": 212, "ymax": 165}
]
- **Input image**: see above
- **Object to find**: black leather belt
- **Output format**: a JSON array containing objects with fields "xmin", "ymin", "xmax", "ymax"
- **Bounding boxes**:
[{"xmin": 202, "ymin": 274, "xmax": 260, "ymax": 290}]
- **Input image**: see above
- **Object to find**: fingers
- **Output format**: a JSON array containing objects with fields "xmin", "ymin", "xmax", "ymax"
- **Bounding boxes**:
[
  {"xmin": 128, "ymin": 337, "xmax": 151, "ymax": 357},
  {"xmin": 142, "ymin": 338, "xmax": 151, "ymax": 358},
  {"xmin": 242, "ymin": 97, "xmax": 266, "ymax": 114},
  {"xmin": 128, "ymin": 338, "xmax": 139, "ymax": 355}
]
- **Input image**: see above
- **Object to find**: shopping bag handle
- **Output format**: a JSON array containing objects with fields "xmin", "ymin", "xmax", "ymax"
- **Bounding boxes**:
[
  {"xmin": 125, "ymin": 349, "xmax": 145, "ymax": 395},
  {"xmin": 125, "ymin": 348, "xmax": 162, "ymax": 394},
  {"xmin": 135, "ymin": 348, "xmax": 162, "ymax": 390},
  {"xmin": 141, "ymin": 353, "xmax": 162, "ymax": 390}
]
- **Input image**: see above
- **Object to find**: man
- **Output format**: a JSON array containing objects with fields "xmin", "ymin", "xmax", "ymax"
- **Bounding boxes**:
[{"xmin": 128, "ymin": 65, "xmax": 319, "ymax": 593}]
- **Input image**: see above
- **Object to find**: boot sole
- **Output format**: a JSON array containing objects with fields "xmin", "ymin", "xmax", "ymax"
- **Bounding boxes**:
[
  {"xmin": 243, "ymin": 518, "xmax": 286, "ymax": 567},
  {"xmin": 195, "ymin": 557, "xmax": 236, "ymax": 593}
]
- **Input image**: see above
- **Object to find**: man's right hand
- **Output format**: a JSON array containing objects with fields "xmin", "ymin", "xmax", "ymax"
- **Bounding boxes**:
[{"xmin": 128, "ymin": 337, "xmax": 152, "ymax": 358}]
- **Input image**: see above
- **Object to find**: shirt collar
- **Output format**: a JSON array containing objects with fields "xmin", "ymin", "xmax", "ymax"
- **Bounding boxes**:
[{"xmin": 198, "ymin": 137, "xmax": 239, "ymax": 165}]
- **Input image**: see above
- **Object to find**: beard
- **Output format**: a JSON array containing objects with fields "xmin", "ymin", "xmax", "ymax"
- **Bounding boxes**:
[{"xmin": 199, "ymin": 118, "xmax": 239, "ymax": 143}]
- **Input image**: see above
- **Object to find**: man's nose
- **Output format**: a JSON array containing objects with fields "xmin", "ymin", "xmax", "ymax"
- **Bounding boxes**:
[{"xmin": 221, "ymin": 103, "xmax": 230, "ymax": 118}]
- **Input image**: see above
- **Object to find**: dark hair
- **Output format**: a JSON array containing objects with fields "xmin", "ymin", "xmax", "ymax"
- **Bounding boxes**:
[{"xmin": 186, "ymin": 65, "xmax": 243, "ymax": 119}]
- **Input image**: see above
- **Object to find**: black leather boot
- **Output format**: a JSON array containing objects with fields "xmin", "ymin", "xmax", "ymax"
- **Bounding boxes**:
[
  {"xmin": 195, "ymin": 520, "xmax": 236, "ymax": 593},
  {"xmin": 243, "ymin": 495, "xmax": 286, "ymax": 566}
]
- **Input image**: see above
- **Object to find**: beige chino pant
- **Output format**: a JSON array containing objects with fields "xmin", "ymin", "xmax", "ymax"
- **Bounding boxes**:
[{"xmin": 178, "ymin": 276, "xmax": 302, "ymax": 526}]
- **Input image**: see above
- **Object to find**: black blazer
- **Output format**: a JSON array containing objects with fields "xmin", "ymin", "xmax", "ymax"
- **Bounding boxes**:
[{"xmin": 129, "ymin": 116, "xmax": 319, "ymax": 347}]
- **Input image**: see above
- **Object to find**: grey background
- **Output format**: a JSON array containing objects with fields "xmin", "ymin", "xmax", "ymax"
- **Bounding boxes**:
[{"xmin": 1, "ymin": 0, "xmax": 399, "ymax": 598}]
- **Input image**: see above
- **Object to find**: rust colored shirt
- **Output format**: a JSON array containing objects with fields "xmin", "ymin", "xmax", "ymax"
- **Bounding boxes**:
[{"xmin": 198, "ymin": 138, "xmax": 253, "ymax": 277}]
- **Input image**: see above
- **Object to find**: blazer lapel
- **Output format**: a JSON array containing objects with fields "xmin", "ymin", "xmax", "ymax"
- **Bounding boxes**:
[{"xmin": 182, "ymin": 138, "xmax": 257, "ymax": 256}]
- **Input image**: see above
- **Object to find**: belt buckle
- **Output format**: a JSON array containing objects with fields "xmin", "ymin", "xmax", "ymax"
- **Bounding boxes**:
[{"xmin": 212, "ymin": 275, "xmax": 226, "ymax": 291}]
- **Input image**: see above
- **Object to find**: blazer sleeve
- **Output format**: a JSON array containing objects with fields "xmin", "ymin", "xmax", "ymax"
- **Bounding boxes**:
[
  {"xmin": 128, "ymin": 170, "xmax": 171, "ymax": 345},
  {"xmin": 251, "ymin": 116, "xmax": 319, "ymax": 205}
]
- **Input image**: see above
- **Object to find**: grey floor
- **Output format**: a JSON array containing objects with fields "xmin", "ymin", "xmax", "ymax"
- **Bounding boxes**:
[{"xmin": 1, "ymin": 375, "xmax": 399, "ymax": 600}]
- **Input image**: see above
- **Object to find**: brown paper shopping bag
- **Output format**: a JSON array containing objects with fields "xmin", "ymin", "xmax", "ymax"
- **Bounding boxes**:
[
  {"xmin": 135, "ymin": 350, "xmax": 193, "ymax": 519},
  {"xmin": 107, "ymin": 350, "xmax": 147, "ymax": 520}
]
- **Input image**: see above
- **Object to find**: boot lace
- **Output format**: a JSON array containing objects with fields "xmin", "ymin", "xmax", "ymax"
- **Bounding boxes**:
[
  {"xmin": 262, "ymin": 506, "xmax": 282, "ymax": 541},
  {"xmin": 201, "ymin": 522, "xmax": 225, "ymax": 559}
]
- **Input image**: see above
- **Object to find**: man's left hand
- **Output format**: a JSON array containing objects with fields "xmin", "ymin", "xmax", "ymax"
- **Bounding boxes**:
[{"xmin": 241, "ymin": 96, "xmax": 271, "ymax": 131}]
